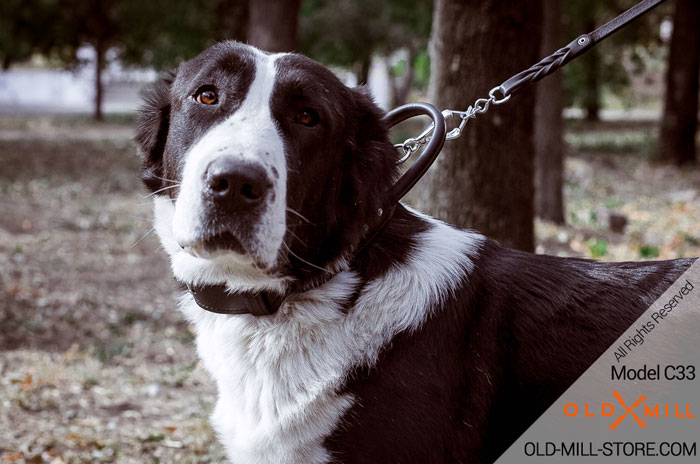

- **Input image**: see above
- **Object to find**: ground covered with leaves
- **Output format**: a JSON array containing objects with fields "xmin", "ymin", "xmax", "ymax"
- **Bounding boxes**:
[
  {"xmin": 538, "ymin": 120, "xmax": 700, "ymax": 261},
  {"xmin": 0, "ymin": 116, "xmax": 698, "ymax": 463}
]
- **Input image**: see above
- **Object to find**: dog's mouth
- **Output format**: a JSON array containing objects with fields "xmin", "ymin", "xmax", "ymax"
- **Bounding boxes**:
[
  {"xmin": 201, "ymin": 231, "xmax": 246, "ymax": 254},
  {"xmin": 181, "ymin": 230, "xmax": 247, "ymax": 257}
]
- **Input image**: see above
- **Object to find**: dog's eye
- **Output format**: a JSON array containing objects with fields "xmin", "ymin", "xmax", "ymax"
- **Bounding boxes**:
[
  {"xmin": 295, "ymin": 108, "xmax": 319, "ymax": 127},
  {"xmin": 194, "ymin": 87, "xmax": 218, "ymax": 105}
]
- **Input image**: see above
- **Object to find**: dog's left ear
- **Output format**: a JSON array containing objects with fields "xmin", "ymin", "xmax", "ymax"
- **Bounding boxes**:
[
  {"xmin": 135, "ymin": 71, "xmax": 175, "ymax": 193},
  {"xmin": 351, "ymin": 87, "xmax": 399, "ymax": 188},
  {"xmin": 336, "ymin": 87, "xmax": 400, "ymax": 240},
  {"xmin": 349, "ymin": 87, "xmax": 400, "ymax": 170}
]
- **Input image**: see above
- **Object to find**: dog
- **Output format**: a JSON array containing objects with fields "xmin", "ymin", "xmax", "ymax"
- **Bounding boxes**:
[{"xmin": 135, "ymin": 41, "xmax": 694, "ymax": 463}]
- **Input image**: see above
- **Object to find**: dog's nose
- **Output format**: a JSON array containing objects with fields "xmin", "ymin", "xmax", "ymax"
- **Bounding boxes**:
[{"xmin": 204, "ymin": 158, "xmax": 270, "ymax": 211}]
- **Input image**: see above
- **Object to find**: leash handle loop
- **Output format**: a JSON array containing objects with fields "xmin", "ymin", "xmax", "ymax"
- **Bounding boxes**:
[{"xmin": 384, "ymin": 102, "xmax": 446, "ymax": 204}]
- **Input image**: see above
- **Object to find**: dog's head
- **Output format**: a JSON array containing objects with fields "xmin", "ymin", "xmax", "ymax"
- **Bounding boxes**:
[{"xmin": 137, "ymin": 42, "xmax": 399, "ymax": 292}]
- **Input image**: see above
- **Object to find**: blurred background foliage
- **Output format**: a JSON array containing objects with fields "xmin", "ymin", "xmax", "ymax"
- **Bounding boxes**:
[{"xmin": 0, "ymin": 0, "xmax": 680, "ymax": 117}]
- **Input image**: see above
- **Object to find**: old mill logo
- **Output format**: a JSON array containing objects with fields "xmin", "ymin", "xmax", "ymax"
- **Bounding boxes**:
[{"xmin": 563, "ymin": 390, "xmax": 695, "ymax": 430}]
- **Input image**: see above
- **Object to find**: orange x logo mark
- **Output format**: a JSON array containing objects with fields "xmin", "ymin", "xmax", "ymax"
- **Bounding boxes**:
[{"xmin": 609, "ymin": 390, "xmax": 646, "ymax": 430}]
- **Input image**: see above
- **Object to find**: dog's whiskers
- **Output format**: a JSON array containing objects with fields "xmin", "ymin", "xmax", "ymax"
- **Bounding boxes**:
[
  {"xmin": 130, "ymin": 227, "xmax": 155, "ymax": 248},
  {"xmin": 286, "ymin": 207, "xmax": 313, "ymax": 224},
  {"xmin": 151, "ymin": 174, "xmax": 181, "ymax": 184},
  {"xmin": 282, "ymin": 241, "xmax": 329, "ymax": 273},
  {"xmin": 284, "ymin": 227, "xmax": 311, "ymax": 248},
  {"xmin": 141, "ymin": 184, "xmax": 181, "ymax": 199}
]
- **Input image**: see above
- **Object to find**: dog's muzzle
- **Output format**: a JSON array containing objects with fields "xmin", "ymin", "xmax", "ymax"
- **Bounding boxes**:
[{"xmin": 183, "ymin": 157, "xmax": 274, "ymax": 255}]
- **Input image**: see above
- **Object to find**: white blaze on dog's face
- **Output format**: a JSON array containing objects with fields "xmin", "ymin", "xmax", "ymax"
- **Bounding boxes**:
[
  {"xmin": 136, "ymin": 42, "xmax": 398, "ymax": 291},
  {"xmin": 171, "ymin": 51, "xmax": 285, "ymax": 272}
]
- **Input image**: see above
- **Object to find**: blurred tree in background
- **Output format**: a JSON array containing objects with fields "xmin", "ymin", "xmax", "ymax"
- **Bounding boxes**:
[
  {"xmin": 248, "ymin": 0, "xmax": 301, "ymax": 52},
  {"xmin": 1, "ymin": 0, "xmax": 248, "ymax": 120},
  {"xmin": 418, "ymin": 0, "xmax": 542, "ymax": 252},
  {"xmin": 656, "ymin": 0, "xmax": 700, "ymax": 165},
  {"xmin": 535, "ymin": 0, "xmax": 565, "ymax": 224},
  {"xmin": 0, "ymin": 0, "xmax": 65, "ymax": 70},
  {"xmin": 70, "ymin": 0, "xmax": 250, "ymax": 120},
  {"xmin": 61, "ymin": 0, "xmax": 121, "ymax": 121},
  {"xmin": 536, "ymin": 0, "xmax": 678, "ymax": 225}
]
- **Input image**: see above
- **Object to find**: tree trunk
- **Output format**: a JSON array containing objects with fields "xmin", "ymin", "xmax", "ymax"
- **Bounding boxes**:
[
  {"xmin": 356, "ymin": 54, "xmax": 371, "ymax": 86},
  {"xmin": 656, "ymin": 0, "xmax": 700, "ymax": 165},
  {"xmin": 582, "ymin": 17, "xmax": 600, "ymax": 122},
  {"xmin": 247, "ymin": 0, "xmax": 301, "ymax": 52},
  {"xmin": 94, "ymin": 39, "xmax": 104, "ymax": 122},
  {"xmin": 215, "ymin": 0, "xmax": 248, "ymax": 42},
  {"xmin": 417, "ymin": 0, "xmax": 541, "ymax": 252},
  {"xmin": 535, "ymin": 0, "xmax": 565, "ymax": 224},
  {"xmin": 390, "ymin": 48, "xmax": 416, "ymax": 107}
]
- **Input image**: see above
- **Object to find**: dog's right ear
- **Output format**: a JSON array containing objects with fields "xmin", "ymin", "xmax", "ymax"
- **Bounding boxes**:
[{"xmin": 135, "ymin": 71, "xmax": 175, "ymax": 193}]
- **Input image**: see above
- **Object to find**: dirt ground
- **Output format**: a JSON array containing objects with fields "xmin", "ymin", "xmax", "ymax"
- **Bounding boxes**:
[
  {"xmin": 0, "ymin": 116, "xmax": 225, "ymax": 463},
  {"xmin": 1, "ymin": 115, "xmax": 699, "ymax": 463}
]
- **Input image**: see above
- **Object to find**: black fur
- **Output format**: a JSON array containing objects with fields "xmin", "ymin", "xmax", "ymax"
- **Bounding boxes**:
[
  {"xmin": 327, "ymin": 237, "xmax": 693, "ymax": 463},
  {"xmin": 271, "ymin": 54, "xmax": 401, "ymax": 282},
  {"xmin": 135, "ymin": 71, "xmax": 174, "ymax": 193},
  {"xmin": 136, "ymin": 41, "xmax": 696, "ymax": 463}
]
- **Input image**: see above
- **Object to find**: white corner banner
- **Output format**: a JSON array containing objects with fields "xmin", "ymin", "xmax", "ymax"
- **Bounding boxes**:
[{"xmin": 496, "ymin": 260, "xmax": 700, "ymax": 464}]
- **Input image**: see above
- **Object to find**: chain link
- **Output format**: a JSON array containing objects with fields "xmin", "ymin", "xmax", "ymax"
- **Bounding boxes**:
[{"xmin": 394, "ymin": 86, "xmax": 512, "ymax": 164}]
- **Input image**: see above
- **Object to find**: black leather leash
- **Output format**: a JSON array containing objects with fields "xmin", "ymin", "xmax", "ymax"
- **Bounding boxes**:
[
  {"xmin": 497, "ymin": 0, "xmax": 666, "ymax": 98},
  {"xmin": 188, "ymin": 0, "xmax": 666, "ymax": 316}
]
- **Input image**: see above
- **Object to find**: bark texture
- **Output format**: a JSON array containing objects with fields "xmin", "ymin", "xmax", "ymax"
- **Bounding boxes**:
[{"xmin": 417, "ymin": 0, "xmax": 542, "ymax": 251}]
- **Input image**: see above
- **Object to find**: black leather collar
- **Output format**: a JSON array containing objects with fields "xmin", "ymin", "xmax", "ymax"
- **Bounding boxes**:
[{"xmin": 187, "ymin": 283, "xmax": 284, "ymax": 316}]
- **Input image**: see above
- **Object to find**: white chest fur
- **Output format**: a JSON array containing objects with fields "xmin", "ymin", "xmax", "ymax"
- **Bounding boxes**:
[{"xmin": 177, "ymin": 218, "xmax": 483, "ymax": 463}]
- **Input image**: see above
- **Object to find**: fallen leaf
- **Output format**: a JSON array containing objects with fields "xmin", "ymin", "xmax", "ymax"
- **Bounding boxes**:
[
  {"xmin": 1, "ymin": 453, "xmax": 24, "ymax": 463},
  {"xmin": 21, "ymin": 374, "xmax": 33, "ymax": 391}
]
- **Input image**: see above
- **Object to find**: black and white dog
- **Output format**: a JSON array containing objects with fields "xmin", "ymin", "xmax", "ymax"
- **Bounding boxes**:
[{"xmin": 136, "ymin": 41, "xmax": 693, "ymax": 463}]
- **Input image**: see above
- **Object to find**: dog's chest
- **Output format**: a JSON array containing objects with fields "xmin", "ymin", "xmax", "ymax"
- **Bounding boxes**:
[{"xmin": 183, "ymin": 276, "xmax": 364, "ymax": 464}]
